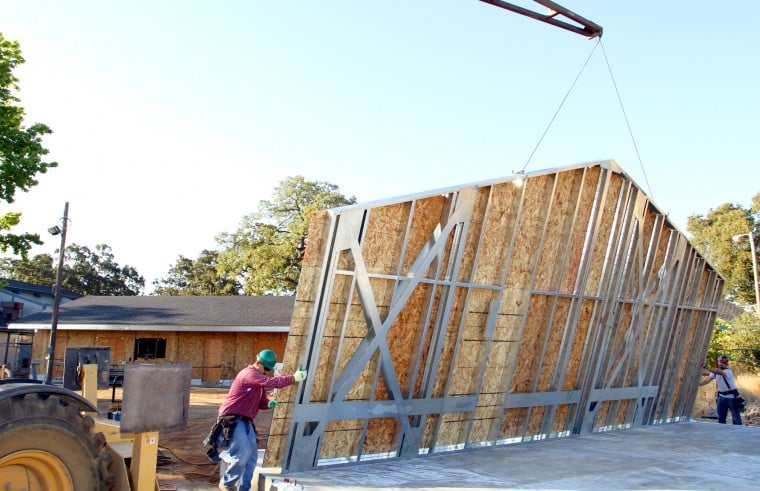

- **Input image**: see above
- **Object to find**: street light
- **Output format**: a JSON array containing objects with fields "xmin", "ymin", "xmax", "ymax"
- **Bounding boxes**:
[
  {"xmin": 44, "ymin": 202, "xmax": 69, "ymax": 385},
  {"xmin": 732, "ymin": 231, "xmax": 760, "ymax": 316}
]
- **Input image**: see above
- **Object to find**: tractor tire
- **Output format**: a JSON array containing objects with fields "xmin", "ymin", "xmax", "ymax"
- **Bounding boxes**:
[{"xmin": 0, "ymin": 391, "xmax": 114, "ymax": 491}]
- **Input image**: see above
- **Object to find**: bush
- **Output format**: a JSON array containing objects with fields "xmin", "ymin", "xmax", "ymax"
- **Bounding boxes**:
[{"xmin": 707, "ymin": 313, "xmax": 760, "ymax": 373}]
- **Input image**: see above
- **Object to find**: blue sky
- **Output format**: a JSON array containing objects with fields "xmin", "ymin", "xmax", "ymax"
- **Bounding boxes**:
[{"xmin": 4, "ymin": 1, "xmax": 759, "ymax": 291}]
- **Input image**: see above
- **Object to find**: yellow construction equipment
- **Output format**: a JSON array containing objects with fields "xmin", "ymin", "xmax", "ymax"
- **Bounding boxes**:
[{"xmin": 0, "ymin": 358, "xmax": 189, "ymax": 491}]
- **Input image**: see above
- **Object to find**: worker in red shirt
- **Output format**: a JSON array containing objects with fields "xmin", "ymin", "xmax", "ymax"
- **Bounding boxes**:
[{"xmin": 216, "ymin": 349, "xmax": 307, "ymax": 491}]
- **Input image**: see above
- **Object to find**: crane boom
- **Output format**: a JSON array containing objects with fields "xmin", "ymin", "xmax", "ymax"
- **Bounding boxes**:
[{"xmin": 479, "ymin": 0, "xmax": 602, "ymax": 38}]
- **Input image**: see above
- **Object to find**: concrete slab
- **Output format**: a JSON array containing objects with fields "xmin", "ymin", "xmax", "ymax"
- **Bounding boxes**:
[{"xmin": 259, "ymin": 421, "xmax": 760, "ymax": 490}]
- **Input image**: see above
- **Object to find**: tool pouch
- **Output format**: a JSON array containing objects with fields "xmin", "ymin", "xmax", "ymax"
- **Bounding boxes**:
[
  {"xmin": 203, "ymin": 415, "xmax": 239, "ymax": 462},
  {"xmin": 219, "ymin": 415, "xmax": 238, "ymax": 447}
]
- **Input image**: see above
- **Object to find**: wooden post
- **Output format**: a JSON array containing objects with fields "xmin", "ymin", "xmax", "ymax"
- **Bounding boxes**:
[
  {"xmin": 81, "ymin": 363, "xmax": 98, "ymax": 408},
  {"xmin": 130, "ymin": 431, "xmax": 159, "ymax": 491}
]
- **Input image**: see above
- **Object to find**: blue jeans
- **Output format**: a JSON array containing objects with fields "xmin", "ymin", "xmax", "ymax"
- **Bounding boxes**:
[
  {"xmin": 717, "ymin": 396, "xmax": 743, "ymax": 425},
  {"xmin": 219, "ymin": 419, "xmax": 257, "ymax": 491}
]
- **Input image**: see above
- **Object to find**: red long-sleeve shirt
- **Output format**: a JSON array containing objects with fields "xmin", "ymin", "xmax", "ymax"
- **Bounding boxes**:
[{"xmin": 218, "ymin": 365, "xmax": 295, "ymax": 421}]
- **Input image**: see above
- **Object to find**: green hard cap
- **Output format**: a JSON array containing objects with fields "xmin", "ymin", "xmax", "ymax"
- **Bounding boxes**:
[{"xmin": 257, "ymin": 349, "xmax": 277, "ymax": 371}]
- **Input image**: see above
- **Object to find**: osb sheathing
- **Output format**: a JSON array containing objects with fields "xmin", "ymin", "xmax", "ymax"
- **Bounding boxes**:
[
  {"xmin": 31, "ymin": 330, "xmax": 287, "ymax": 381},
  {"xmin": 266, "ymin": 161, "xmax": 724, "ymax": 471}
]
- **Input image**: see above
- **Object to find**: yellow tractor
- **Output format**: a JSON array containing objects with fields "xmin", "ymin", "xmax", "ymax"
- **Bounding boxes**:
[
  {"xmin": 0, "ymin": 380, "xmax": 113, "ymax": 490},
  {"xmin": 0, "ymin": 352, "xmax": 190, "ymax": 491}
]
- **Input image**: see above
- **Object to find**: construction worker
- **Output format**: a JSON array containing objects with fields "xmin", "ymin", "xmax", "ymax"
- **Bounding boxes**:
[
  {"xmin": 699, "ymin": 354, "xmax": 743, "ymax": 425},
  {"xmin": 216, "ymin": 349, "xmax": 307, "ymax": 491}
]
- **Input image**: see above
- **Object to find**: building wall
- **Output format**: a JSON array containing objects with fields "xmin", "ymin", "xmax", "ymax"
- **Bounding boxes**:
[{"xmin": 31, "ymin": 329, "xmax": 288, "ymax": 383}]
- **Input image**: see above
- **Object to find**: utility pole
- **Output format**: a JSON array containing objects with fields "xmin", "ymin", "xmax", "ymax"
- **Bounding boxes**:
[{"xmin": 44, "ymin": 202, "xmax": 69, "ymax": 385}]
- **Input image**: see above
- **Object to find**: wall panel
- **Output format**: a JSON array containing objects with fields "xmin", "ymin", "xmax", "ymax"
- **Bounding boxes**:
[{"xmin": 267, "ymin": 161, "xmax": 723, "ymax": 471}]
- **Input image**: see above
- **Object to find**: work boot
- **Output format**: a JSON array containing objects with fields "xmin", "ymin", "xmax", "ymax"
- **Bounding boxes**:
[{"xmin": 219, "ymin": 483, "xmax": 236, "ymax": 491}]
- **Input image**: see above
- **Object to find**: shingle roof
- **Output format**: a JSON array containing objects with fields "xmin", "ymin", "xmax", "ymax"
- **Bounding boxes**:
[
  {"xmin": 10, "ymin": 295, "xmax": 295, "ymax": 327},
  {"xmin": 1, "ymin": 278, "xmax": 81, "ymax": 299}
]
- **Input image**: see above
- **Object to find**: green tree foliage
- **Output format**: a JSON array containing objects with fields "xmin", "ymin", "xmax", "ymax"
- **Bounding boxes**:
[
  {"xmin": 0, "ymin": 243, "xmax": 144, "ymax": 295},
  {"xmin": 726, "ymin": 312, "xmax": 760, "ymax": 368},
  {"xmin": 0, "ymin": 253, "xmax": 56, "ymax": 286},
  {"xmin": 707, "ymin": 314, "xmax": 760, "ymax": 371},
  {"xmin": 152, "ymin": 249, "xmax": 239, "ymax": 296},
  {"xmin": 0, "ymin": 33, "xmax": 57, "ymax": 257},
  {"xmin": 687, "ymin": 193, "xmax": 760, "ymax": 306},
  {"xmin": 216, "ymin": 176, "xmax": 356, "ymax": 295}
]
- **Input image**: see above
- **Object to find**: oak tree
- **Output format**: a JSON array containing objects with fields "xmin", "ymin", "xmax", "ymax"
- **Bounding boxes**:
[
  {"xmin": 152, "ymin": 249, "xmax": 239, "ymax": 296},
  {"xmin": 0, "ymin": 33, "xmax": 57, "ymax": 257},
  {"xmin": 0, "ymin": 243, "xmax": 144, "ymax": 295},
  {"xmin": 687, "ymin": 193, "xmax": 759, "ymax": 306},
  {"xmin": 216, "ymin": 176, "xmax": 356, "ymax": 295}
]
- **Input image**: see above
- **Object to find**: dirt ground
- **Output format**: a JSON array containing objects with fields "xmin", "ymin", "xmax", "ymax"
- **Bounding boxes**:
[{"xmin": 98, "ymin": 386, "xmax": 271, "ymax": 491}]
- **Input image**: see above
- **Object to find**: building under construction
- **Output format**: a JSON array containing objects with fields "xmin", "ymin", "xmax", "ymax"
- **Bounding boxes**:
[{"xmin": 264, "ymin": 160, "xmax": 723, "ymax": 472}]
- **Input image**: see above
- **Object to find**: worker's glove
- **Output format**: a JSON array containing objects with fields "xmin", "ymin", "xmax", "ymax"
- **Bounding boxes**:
[
  {"xmin": 293, "ymin": 368, "xmax": 308, "ymax": 382},
  {"xmin": 268, "ymin": 400, "xmax": 278, "ymax": 409}
]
